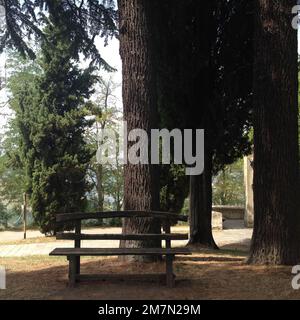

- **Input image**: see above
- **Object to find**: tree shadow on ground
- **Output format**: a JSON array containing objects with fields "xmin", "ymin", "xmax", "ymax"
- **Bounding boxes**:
[
  {"xmin": 219, "ymin": 238, "xmax": 251, "ymax": 252},
  {"xmin": 177, "ymin": 256, "xmax": 244, "ymax": 262},
  {"xmin": 0, "ymin": 254, "xmax": 299, "ymax": 300}
]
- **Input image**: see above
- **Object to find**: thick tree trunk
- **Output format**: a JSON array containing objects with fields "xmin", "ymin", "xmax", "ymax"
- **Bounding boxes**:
[
  {"xmin": 188, "ymin": 146, "xmax": 218, "ymax": 249},
  {"xmin": 248, "ymin": 0, "xmax": 300, "ymax": 264},
  {"xmin": 118, "ymin": 0, "xmax": 161, "ymax": 262}
]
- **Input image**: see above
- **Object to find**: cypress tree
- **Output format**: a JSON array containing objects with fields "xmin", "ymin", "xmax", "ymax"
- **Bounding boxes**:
[
  {"xmin": 155, "ymin": 0, "xmax": 253, "ymax": 247},
  {"xmin": 15, "ymin": 5, "xmax": 97, "ymax": 234}
]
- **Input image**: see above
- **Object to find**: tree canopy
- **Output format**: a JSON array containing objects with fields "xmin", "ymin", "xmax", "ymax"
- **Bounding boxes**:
[{"xmin": 1, "ymin": 0, "xmax": 117, "ymax": 68}]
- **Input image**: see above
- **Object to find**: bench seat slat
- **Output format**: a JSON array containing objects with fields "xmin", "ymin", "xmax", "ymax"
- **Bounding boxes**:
[
  {"xmin": 56, "ymin": 210, "xmax": 187, "ymax": 222},
  {"xmin": 49, "ymin": 247, "xmax": 191, "ymax": 256},
  {"xmin": 56, "ymin": 233, "xmax": 188, "ymax": 241}
]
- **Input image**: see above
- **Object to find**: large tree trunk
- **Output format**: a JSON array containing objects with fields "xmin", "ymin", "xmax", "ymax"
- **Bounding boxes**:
[
  {"xmin": 248, "ymin": 0, "xmax": 300, "ymax": 264},
  {"xmin": 188, "ymin": 145, "xmax": 218, "ymax": 249},
  {"xmin": 118, "ymin": 0, "xmax": 161, "ymax": 262}
]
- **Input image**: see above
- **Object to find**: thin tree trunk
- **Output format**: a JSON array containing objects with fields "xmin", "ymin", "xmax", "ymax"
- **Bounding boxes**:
[
  {"xmin": 188, "ymin": 174, "xmax": 204, "ymax": 243},
  {"xmin": 95, "ymin": 164, "xmax": 104, "ymax": 212},
  {"xmin": 188, "ymin": 146, "xmax": 218, "ymax": 249},
  {"xmin": 248, "ymin": 0, "xmax": 300, "ymax": 265},
  {"xmin": 118, "ymin": 0, "xmax": 161, "ymax": 262}
]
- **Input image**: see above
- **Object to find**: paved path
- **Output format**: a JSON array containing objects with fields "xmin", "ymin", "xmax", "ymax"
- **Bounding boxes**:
[
  {"xmin": 0, "ymin": 230, "xmax": 44, "ymax": 242},
  {"xmin": 0, "ymin": 223, "xmax": 253, "ymax": 257}
]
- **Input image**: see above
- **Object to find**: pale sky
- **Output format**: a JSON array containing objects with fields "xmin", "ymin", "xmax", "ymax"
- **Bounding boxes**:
[{"xmin": 95, "ymin": 36, "xmax": 122, "ymax": 108}]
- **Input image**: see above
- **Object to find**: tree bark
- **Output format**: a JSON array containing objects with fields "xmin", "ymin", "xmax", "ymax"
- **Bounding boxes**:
[
  {"xmin": 95, "ymin": 164, "xmax": 104, "ymax": 212},
  {"xmin": 248, "ymin": 0, "xmax": 300, "ymax": 264},
  {"xmin": 188, "ymin": 145, "xmax": 218, "ymax": 249},
  {"xmin": 180, "ymin": 1, "xmax": 217, "ymax": 249},
  {"xmin": 118, "ymin": 0, "xmax": 161, "ymax": 262}
]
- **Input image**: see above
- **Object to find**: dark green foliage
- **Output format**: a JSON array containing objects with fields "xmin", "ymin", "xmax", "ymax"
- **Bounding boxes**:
[
  {"xmin": 4, "ymin": 52, "xmax": 39, "ymax": 199},
  {"xmin": 31, "ymin": 16, "xmax": 98, "ymax": 234},
  {"xmin": 0, "ymin": 116, "xmax": 25, "ymax": 228},
  {"xmin": 0, "ymin": 0, "xmax": 44, "ymax": 58},
  {"xmin": 154, "ymin": 1, "xmax": 253, "ymax": 244},
  {"xmin": 212, "ymin": 0, "xmax": 253, "ymax": 171},
  {"xmin": 1, "ymin": 0, "xmax": 117, "ymax": 69},
  {"xmin": 8, "ymin": 7, "xmax": 98, "ymax": 234},
  {"xmin": 160, "ymin": 164, "xmax": 189, "ymax": 213},
  {"xmin": 0, "ymin": 201, "xmax": 9, "ymax": 227},
  {"xmin": 155, "ymin": 0, "xmax": 253, "ymax": 214},
  {"xmin": 156, "ymin": 0, "xmax": 253, "ymax": 171},
  {"xmin": 1, "ymin": 1, "xmax": 119, "ymax": 233}
]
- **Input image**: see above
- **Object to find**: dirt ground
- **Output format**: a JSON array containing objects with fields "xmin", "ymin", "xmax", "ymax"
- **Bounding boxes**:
[{"xmin": 1, "ymin": 248, "xmax": 299, "ymax": 300}]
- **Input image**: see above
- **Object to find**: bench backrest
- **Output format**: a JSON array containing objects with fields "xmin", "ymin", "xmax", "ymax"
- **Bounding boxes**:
[
  {"xmin": 55, "ymin": 210, "xmax": 188, "ymax": 248},
  {"xmin": 56, "ymin": 210, "xmax": 187, "ymax": 223}
]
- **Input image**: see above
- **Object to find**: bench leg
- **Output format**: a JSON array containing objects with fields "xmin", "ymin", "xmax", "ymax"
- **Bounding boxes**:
[
  {"xmin": 166, "ymin": 255, "xmax": 175, "ymax": 288},
  {"xmin": 68, "ymin": 256, "xmax": 76, "ymax": 288},
  {"xmin": 76, "ymin": 256, "xmax": 80, "ymax": 279}
]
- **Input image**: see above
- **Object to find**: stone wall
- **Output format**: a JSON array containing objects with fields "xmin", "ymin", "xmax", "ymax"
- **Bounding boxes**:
[
  {"xmin": 212, "ymin": 205, "xmax": 244, "ymax": 220},
  {"xmin": 212, "ymin": 211, "xmax": 223, "ymax": 230}
]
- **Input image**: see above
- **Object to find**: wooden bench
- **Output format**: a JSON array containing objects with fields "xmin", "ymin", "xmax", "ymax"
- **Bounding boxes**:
[{"xmin": 49, "ymin": 210, "xmax": 191, "ymax": 288}]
